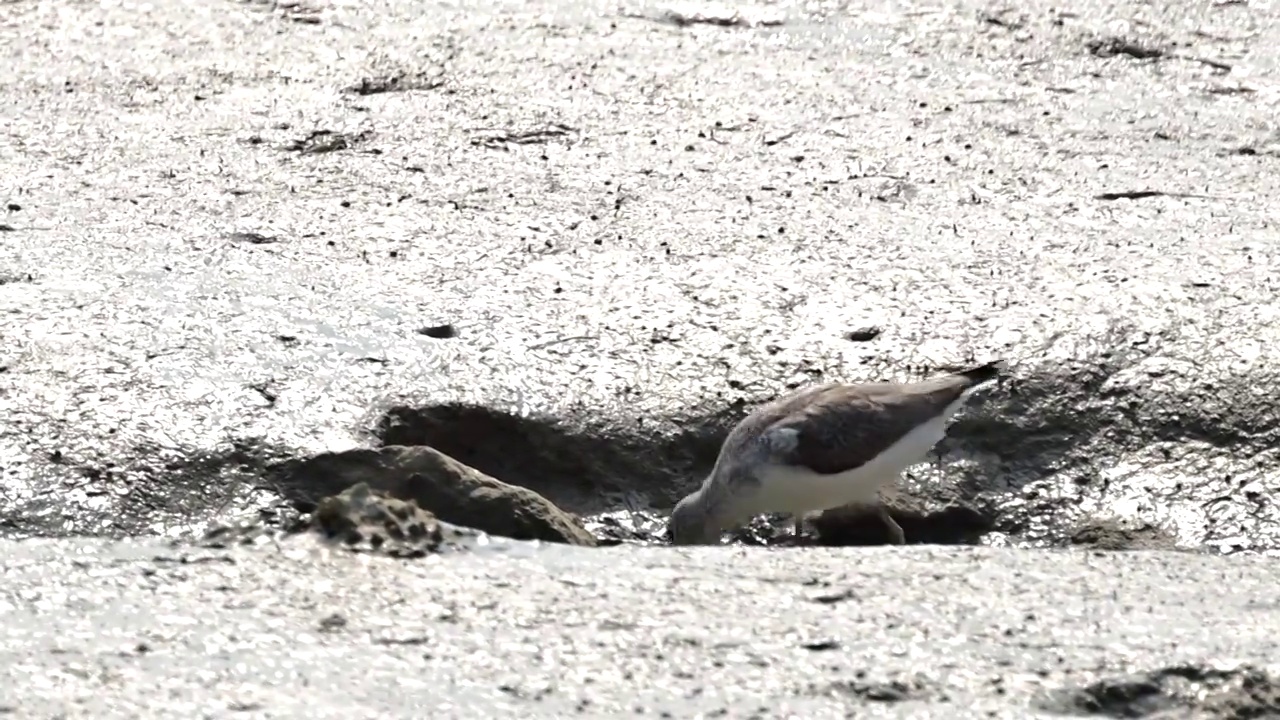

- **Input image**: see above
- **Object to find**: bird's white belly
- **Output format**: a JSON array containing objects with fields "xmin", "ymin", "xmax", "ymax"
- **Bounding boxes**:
[{"xmin": 747, "ymin": 411, "xmax": 952, "ymax": 516}]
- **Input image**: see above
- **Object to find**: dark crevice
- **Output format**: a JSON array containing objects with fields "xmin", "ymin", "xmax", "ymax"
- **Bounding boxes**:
[
  {"xmin": 370, "ymin": 358, "xmax": 1277, "ymax": 548},
  {"xmin": 374, "ymin": 402, "xmax": 737, "ymax": 515}
]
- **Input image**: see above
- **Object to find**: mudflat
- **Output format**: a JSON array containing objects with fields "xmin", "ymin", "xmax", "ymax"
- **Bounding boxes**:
[{"xmin": 2, "ymin": 0, "xmax": 1279, "ymax": 715}]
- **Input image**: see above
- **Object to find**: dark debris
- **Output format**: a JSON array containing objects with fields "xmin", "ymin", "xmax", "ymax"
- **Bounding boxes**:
[
  {"xmin": 826, "ymin": 676, "xmax": 936, "ymax": 704},
  {"xmin": 1087, "ymin": 36, "xmax": 1166, "ymax": 60},
  {"xmin": 227, "ymin": 231, "xmax": 278, "ymax": 245},
  {"xmin": 347, "ymin": 73, "xmax": 446, "ymax": 96},
  {"xmin": 623, "ymin": 8, "xmax": 784, "ymax": 28},
  {"xmin": 469, "ymin": 124, "xmax": 575, "ymax": 150},
  {"xmin": 417, "ymin": 324, "xmax": 458, "ymax": 339},
  {"xmin": 0, "ymin": 271, "xmax": 34, "ymax": 284},
  {"xmin": 844, "ymin": 326, "xmax": 883, "ymax": 342},
  {"xmin": 286, "ymin": 130, "xmax": 372, "ymax": 154}
]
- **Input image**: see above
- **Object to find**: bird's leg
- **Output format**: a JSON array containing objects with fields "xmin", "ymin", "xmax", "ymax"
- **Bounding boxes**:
[
  {"xmin": 878, "ymin": 505, "xmax": 906, "ymax": 545},
  {"xmin": 790, "ymin": 513, "xmax": 805, "ymax": 544},
  {"xmin": 778, "ymin": 512, "xmax": 798, "ymax": 540}
]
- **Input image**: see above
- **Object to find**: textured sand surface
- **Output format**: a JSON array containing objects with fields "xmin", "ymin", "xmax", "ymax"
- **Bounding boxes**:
[{"xmin": 3, "ymin": 537, "xmax": 1280, "ymax": 718}]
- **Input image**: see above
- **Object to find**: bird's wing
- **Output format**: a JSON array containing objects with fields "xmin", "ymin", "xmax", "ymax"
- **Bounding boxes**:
[{"xmin": 762, "ymin": 381, "xmax": 970, "ymax": 476}]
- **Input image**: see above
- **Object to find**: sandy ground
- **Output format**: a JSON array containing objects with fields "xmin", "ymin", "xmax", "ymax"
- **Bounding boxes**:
[{"xmin": 3, "ymin": 535, "xmax": 1280, "ymax": 718}]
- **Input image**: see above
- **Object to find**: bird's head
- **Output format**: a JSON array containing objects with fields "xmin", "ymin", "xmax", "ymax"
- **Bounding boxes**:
[{"xmin": 667, "ymin": 488, "xmax": 725, "ymax": 546}]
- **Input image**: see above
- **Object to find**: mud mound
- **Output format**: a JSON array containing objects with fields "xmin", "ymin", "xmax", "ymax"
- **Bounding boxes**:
[{"xmin": 1041, "ymin": 663, "xmax": 1280, "ymax": 719}]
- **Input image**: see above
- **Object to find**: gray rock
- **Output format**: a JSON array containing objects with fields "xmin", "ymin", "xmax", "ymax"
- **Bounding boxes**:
[
  {"xmin": 202, "ymin": 480, "xmax": 539, "ymax": 556},
  {"xmin": 307, "ymin": 481, "xmax": 448, "ymax": 555},
  {"xmin": 281, "ymin": 446, "xmax": 598, "ymax": 546}
]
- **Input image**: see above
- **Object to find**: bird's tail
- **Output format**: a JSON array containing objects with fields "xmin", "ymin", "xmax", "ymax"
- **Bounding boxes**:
[{"xmin": 951, "ymin": 359, "xmax": 1005, "ymax": 386}]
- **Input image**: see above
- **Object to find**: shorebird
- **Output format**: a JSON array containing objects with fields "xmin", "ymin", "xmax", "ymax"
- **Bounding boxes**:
[{"xmin": 667, "ymin": 360, "xmax": 1003, "ymax": 546}]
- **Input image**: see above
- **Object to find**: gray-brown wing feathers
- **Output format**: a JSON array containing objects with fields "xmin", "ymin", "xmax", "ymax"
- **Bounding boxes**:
[{"xmin": 758, "ymin": 363, "xmax": 999, "ymax": 476}]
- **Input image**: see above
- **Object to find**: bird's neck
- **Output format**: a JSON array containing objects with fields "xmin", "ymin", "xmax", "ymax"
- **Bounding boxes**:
[{"xmin": 697, "ymin": 470, "xmax": 747, "ymax": 526}]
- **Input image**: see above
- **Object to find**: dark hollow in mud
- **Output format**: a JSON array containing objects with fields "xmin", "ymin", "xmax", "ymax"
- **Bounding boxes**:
[
  {"xmin": 376, "ymin": 402, "xmax": 728, "ymax": 512},
  {"xmin": 365, "ymin": 373, "xmax": 1032, "ymax": 548},
  {"xmin": 354, "ymin": 355, "xmax": 1280, "ymax": 551}
]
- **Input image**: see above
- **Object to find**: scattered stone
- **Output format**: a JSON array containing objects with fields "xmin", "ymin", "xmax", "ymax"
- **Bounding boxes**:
[
  {"xmin": 808, "ymin": 588, "xmax": 856, "ymax": 605},
  {"xmin": 799, "ymin": 638, "xmax": 841, "ymax": 651},
  {"xmin": 226, "ymin": 231, "xmax": 278, "ymax": 245},
  {"xmin": 1087, "ymin": 36, "xmax": 1165, "ymax": 60},
  {"xmin": 248, "ymin": 0, "xmax": 326, "ymax": 25},
  {"xmin": 469, "ymin": 124, "xmax": 575, "ymax": 150},
  {"xmin": 825, "ymin": 676, "xmax": 935, "ymax": 703},
  {"xmin": 347, "ymin": 72, "xmax": 445, "ymax": 96},
  {"xmin": 0, "ymin": 271, "xmax": 33, "ymax": 284},
  {"xmin": 318, "ymin": 613, "xmax": 348, "ymax": 632},
  {"xmin": 979, "ymin": 9, "xmax": 1027, "ymax": 30},
  {"xmin": 283, "ymin": 446, "xmax": 598, "ymax": 546},
  {"xmin": 629, "ymin": 2, "xmax": 786, "ymax": 28}
]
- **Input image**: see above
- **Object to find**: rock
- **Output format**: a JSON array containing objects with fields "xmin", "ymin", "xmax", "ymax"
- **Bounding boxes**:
[
  {"xmin": 646, "ymin": 3, "xmax": 786, "ymax": 29},
  {"xmin": 197, "ymin": 481, "xmax": 512, "ymax": 556},
  {"xmin": 308, "ymin": 482, "xmax": 448, "ymax": 557},
  {"xmin": 282, "ymin": 446, "xmax": 598, "ymax": 547}
]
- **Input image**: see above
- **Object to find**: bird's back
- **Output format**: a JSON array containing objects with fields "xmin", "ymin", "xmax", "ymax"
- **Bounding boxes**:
[{"xmin": 715, "ymin": 362, "xmax": 1001, "ymax": 474}]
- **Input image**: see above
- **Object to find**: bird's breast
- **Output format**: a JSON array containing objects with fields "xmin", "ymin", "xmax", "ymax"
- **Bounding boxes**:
[{"xmin": 740, "ymin": 412, "xmax": 953, "ymax": 515}]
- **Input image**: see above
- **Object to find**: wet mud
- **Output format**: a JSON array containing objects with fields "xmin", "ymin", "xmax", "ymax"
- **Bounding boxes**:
[{"xmin": 2, "ymin": 0, "xmax": 1278, "ymax": 554}]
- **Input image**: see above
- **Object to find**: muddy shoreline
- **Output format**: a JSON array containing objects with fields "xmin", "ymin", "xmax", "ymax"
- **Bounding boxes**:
[{"xmin": 3, "ymin": 0, "xmax": 1280, "ymax": 714}]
